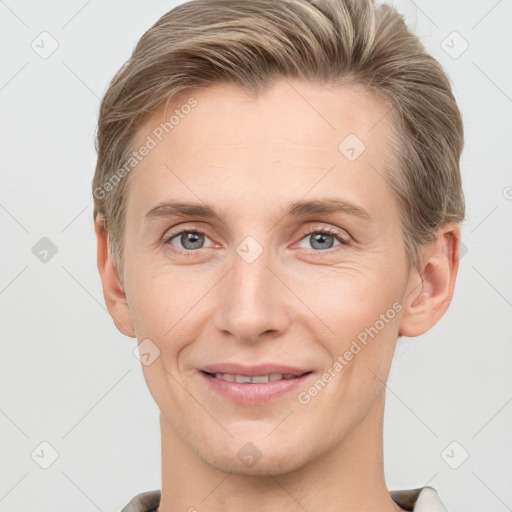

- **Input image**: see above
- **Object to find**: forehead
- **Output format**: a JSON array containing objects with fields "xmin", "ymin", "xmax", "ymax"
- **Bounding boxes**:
[{"xmin": 126, "ymin": 79, "xmax": 398, "ymax": 219}]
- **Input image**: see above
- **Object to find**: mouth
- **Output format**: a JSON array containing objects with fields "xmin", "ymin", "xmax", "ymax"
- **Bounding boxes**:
[{"xmin": 198, "ymin": 366, "xmax": 315, "ymax": 405}]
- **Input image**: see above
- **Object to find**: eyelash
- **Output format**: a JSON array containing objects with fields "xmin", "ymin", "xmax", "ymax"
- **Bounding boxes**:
[{"xmin": 163, "ymin": 225, "xmax": 351, "ymax": 256}]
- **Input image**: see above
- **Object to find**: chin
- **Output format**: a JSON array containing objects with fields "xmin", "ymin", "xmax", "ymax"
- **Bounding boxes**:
[{"xmin": 196, "ymin": 434, "xmax": 312, "ymax": 476}]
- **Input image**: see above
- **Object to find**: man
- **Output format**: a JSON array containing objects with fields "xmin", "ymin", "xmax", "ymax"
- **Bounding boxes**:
[{"xmin": 92, "ymin": 1, "xmax": 464, "ymax": 510}]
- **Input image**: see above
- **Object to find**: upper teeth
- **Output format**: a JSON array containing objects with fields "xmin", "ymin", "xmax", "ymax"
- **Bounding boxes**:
[{"xmin": 214, "ymin": 373, "xmax": 298, "ymax": 383}]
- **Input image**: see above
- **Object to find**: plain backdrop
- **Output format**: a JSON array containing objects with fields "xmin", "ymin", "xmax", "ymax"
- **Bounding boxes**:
[{"xmin": 1, "ymin": 1, "xmax": 511, "ymax": 511}]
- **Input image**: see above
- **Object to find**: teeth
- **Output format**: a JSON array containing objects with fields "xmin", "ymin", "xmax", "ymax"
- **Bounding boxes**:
[
  {"xmin": 213, "ymin": 373, "xmax": 300, "ymax": 383},
  {"xmin": 252, "ymin": 375, "xmax": 271, "ymax": 383}
]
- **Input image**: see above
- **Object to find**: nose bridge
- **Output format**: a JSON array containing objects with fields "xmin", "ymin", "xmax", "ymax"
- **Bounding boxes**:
[{"xmin": 215, "ymin": 236, "xmax": 289, "ymax": 341}]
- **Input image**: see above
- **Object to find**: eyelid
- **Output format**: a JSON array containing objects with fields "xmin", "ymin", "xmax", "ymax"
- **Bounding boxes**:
[
  {"xmin": 163, "ymin": 222, "xmax": 212, "ymax": 241},
  {"xmin": 164, "ymin": 226, "xmax": 215, "ymax": 246},
  {"xmin": 300, "ymin": 224, "xmax": 351, "ymax": 244}
]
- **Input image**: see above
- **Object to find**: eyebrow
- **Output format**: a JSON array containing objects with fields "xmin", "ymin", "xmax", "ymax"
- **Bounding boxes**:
[{"xmin": 144, "ymin": 198, "xmax": 372, "ymax": 223}]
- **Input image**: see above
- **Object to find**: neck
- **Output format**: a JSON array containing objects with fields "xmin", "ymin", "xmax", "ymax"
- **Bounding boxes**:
[{"xmin": 158, "ymin": 392, "xmax": 404, "ymax": 512}]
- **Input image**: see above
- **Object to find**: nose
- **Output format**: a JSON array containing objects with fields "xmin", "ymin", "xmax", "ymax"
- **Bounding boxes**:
[{"xmin": 213, "ymin": 242, "xmax": 291, "ymax": 344}]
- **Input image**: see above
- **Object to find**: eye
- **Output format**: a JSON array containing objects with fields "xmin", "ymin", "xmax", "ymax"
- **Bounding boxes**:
[
  {"xmin": 163, "ymin": 226, "xmax": 350, "ymax": 255},
  {"xmin": 297, "ymin": 226, "xmax": 350, "ymax": 251},
  {"xmin": 165, "ymin": 229, "xmax": 215, "ymax": 251}
]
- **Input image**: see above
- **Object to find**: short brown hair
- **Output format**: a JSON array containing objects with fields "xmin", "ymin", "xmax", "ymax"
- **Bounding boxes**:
[{"xmin": 92, "ymin": 0, "xmax": 465, "ymax": 276}]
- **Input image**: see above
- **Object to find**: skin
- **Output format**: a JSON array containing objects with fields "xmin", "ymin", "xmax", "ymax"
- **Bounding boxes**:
[{"xmin": 95, "ymin": 79, "xmax": 460, "ymax": 512}]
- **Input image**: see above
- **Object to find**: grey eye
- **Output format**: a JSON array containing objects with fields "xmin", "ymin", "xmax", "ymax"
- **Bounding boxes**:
[
  {"xmin": 170, "ymin": 231, "xmax": 208, "ymax": 250},
  {"xmin": 309, "ymin": 232, "xmax": 336, "ymax": 250}
]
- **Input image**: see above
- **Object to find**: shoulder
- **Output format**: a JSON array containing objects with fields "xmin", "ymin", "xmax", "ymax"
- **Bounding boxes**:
[
  {"xmin": 122, "ymin": 486, "xmax": 448, "ymax": 512},
  {"xmin": 390, "ymin": 486, "xmax": 449, "ymax": 512},
  {"xmin": 120, "ymin": 489, "xmax": 161, "ymax": 512}
]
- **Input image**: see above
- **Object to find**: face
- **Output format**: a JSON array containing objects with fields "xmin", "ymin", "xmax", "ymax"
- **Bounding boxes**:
[{"xmin": 114, "ymin": 80, "xmax": 424, "ymax": 475}]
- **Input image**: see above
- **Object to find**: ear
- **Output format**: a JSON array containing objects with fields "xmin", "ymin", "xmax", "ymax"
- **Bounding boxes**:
[
  {"xmin": 94, "ymin": 215, "xmax": 136, "ymax": 338},
  {"xmin": 398, "ymin": 223, "xmax": 461, "ymax": 337}
]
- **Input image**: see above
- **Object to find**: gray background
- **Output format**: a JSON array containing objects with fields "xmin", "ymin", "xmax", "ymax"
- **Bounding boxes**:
[{"xmin": 1, "ymin": 1, "xmax": 511, "ymax": 510}]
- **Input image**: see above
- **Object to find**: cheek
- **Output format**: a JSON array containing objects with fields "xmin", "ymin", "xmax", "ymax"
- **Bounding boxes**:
[
  {"xmin": 287, "ymin": 260, "xmax": 404, "ymax": 398},
  {"xmin": 127, "ymin": 269, "xmax": 203, "ymax": 407},
  {"xmin": 126, "ymin": 264, "xmax": 208, "ymax": 354},
  {"xmin": 292, "ymin": 263, "xmax": 400, "ymax": 336},
  {"xmin": 125, "ymin": 262, "xmax": 176, "ymax": 338}
]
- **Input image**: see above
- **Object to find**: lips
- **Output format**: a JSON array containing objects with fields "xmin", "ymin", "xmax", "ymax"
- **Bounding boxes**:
[{"xmin": 198, "ymin": 363, "xmax": 315, "ymax": 405}]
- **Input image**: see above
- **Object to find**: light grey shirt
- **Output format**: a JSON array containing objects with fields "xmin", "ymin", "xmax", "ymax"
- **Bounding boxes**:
[{"xmin": 121, "ymin": 486, "xmax": 449, "ymax": 511}]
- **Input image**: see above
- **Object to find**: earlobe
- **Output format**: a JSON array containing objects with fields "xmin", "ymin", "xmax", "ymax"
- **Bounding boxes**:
[
  {"xmin": 94, "ymin": 215, "xmax": 136, "ymax": 338},
  {"xmin": 398, "ymin": 223, "xmax": 461, "ymax": 338}
]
